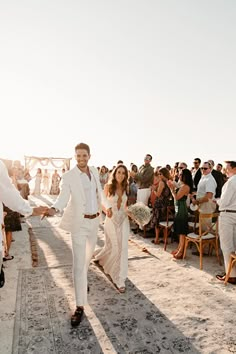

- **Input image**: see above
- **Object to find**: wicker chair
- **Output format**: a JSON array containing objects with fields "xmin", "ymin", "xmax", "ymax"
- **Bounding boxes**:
[
  {"xmin": 158, "ymin": 205, "xmax": 175, "ymax": 251},
  {"xmin": 183, "ymin": 212, "xmax": 221, "ymax": 270}
]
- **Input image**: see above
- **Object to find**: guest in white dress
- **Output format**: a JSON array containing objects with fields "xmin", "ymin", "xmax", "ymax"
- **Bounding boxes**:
[
  {"xmin": 33, "ymin": 168, "xmax": 42, "ymax": 195},
  {"xmin": 42, "ymin": 169, "xmax": 50, "ymax": 194},
  {"xmin": 94, "ymin": 164, "xmax": 130, "ymax": 293}
]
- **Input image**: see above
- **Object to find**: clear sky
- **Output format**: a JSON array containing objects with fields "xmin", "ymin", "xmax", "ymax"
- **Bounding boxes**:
[{"xmin": 0, "ymin": 0, "xmax": 235, "ymax": 170}]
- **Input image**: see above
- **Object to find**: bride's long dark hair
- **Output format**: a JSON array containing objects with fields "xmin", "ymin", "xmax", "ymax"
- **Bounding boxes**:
[{"xmin": 108, "ymin": 164, "xmax": 129, "ymax": 196}]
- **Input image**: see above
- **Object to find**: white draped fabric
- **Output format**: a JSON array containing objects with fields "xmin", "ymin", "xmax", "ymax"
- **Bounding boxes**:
[{"xmin": 24, "ymin": 156, "xmax": 71, "ymax": 171}]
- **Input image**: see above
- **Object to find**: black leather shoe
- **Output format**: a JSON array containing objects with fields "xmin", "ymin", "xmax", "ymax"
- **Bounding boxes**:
[{"xmin": 71, "ymin": 307, "xmax": 84, "ymax": 327}]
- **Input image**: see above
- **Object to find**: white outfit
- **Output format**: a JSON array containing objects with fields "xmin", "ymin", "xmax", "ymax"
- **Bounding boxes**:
[
  {"xmin": 42, "ymin": 172, "xmax": 50, "ymax": 194},
  {"xmin": 33, "ymin": 173, "xmax": 42, "ymax": 195},
  {"xmin": 196, "ymin": 173, "xmax": 217, "ymax": 199},
  {"xmin": 217, "ymin": 175, "xmax": 236, "ymax": 277},
  {"xmin": 137, "ymin": 188, "xmax": 151, "ymax": 206},
  {"xmin": 52, "ymin": 166, "xmax": 111, "ymax": 306},
  {"xmin": 94, "ymin": 193, "xmax": 130, "ymax": 288},
  {"xmin": 0, "ymin": 160, "xmax": 33, "ymax": 268}
]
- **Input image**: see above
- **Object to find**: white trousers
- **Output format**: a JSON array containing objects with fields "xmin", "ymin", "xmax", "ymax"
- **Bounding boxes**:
[
  {"xmin": 219, "ymin": 213, "xmax": 236, "ymax": 277},
  {"xmin": 71, "ymin": 217, "xmax": 100, "ymax": 306},
  {"xmin": 137, "ymin": 188, "xmax": 151, "ymax": 206}
]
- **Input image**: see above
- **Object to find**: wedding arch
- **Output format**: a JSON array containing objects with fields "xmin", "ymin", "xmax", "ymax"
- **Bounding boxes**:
[{"xmin": 24, "ymin": 156, "xmax": 72, "ymax": 171}]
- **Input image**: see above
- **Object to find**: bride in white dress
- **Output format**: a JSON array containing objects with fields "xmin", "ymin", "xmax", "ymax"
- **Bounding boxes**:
[{"xmin": 94, "ymin": 164, "xmax": 130, "ymax": 293}]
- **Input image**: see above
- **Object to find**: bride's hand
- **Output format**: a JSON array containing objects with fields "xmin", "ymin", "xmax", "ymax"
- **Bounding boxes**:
[{"xmin": 106, "ymin": 208, "xmax": 112, "ymax": 218}]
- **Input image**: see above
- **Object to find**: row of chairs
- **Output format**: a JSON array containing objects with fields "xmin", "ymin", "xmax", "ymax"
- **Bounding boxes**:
[
  {"xmin": 144, "ymin": 207, "xmax": 222, "ymax": 271},
  {"xmin": 141, "ymin": 207, "xmax": 236, "ymax": 283}
]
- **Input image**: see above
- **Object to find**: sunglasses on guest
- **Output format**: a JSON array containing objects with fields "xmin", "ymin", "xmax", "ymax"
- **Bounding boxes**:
[{"xmin": 201, "ymin": 167, "xmax": 209, "ymax": 170}]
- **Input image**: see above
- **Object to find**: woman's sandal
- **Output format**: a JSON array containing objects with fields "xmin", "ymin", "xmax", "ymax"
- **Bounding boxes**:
[
  {"xmin": 151, "ymin": 240, "xmax": 159, "ymax": 244},
  {"xmin": 174, "ymin": 253, "xmax": 183, "ymax": 260},
  {"xmin": 3, "ymin": 255, "xmax": 14, "ymax": 261}
]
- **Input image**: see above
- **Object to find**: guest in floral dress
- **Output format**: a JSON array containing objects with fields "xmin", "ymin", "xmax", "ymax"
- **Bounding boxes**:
[
  {"xmin": 50, "ymin": 170, "xmax": 61, "ymax": 195},
  {"xmin": 151, "ymin": 167, "xmax": 173, "ymax": 244}
]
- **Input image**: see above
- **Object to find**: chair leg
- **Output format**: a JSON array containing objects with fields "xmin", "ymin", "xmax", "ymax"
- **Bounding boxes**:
[
  {"xmin": 183, "ymin": 239, "xmax": 189, "ymax": 259},
  {"xmin": 199, "ymin": 243, "xmax": 203, "ymax": 270},
  {"xmin": 164, "ymin": 228, "xmax": 168, "ymax": 251}
]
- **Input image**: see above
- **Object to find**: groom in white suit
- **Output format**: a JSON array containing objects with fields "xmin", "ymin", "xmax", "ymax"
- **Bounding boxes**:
[{"xmin": 45, "ymin": 143, "xmax": 112, "ymax": 327}]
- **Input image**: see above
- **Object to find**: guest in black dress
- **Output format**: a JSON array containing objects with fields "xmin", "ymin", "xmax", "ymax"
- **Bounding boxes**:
[{"xmin": 167, "ymin": 169, "xmax": 193, "ymax": 259}]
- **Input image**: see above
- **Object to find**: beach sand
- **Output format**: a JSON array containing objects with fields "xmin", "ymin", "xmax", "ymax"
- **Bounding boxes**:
[{"xmin": 0, "ymin": 195, "xmax": 236, "ymax": 353}]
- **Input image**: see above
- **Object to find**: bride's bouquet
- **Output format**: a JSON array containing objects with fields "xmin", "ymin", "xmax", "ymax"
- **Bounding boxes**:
[{"xmin": 127, "ymin": 202, "xmax": 152, "ymax": 227}]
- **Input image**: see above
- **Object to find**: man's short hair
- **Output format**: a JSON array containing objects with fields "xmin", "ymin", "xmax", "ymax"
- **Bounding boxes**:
[
  {"xmin": 225, "ymin": 160, "xmax": 236, "ymax": 168},
  {"xmin": 75, "ymin": 143, "xmax": 90, "ymax": 154},
  {"xmin": 194, "ymin": 158, "xmax": 201, "ymax": 164},
  {"xmin": 145, "ymin": 154, "xmax": 152, "ymax": 161}
]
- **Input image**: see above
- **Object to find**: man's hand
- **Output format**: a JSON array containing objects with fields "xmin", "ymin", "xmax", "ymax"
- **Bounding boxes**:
[
  {"xmin": 32, "ymin": 206, "xmax": 49, "ymax": 217},
  {"xmin": 106, "ymin": 208, "xmax": 113, "ymax": 218},
  {"xmin": 39, "ymin": 207, "xmax": 57, "ymax": 219}
]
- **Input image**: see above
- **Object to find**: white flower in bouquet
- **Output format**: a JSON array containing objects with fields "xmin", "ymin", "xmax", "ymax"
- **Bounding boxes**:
[{"xmin": 127, "ymin": 202, "xmax": 152, "ymax": 227}]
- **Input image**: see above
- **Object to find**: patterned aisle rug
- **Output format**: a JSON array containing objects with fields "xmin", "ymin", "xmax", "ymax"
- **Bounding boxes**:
[{"xmin": 12, "ymin": 263, "xmax": 198, "ymax": 354}]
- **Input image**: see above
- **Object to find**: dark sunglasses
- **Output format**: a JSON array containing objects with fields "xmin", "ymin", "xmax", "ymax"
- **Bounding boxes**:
[
  {"xmin": 193, "ymin": 161, "xmax": 199, "ymax": 164},
  {"xmin": 201, "ymin": 167, "xmax": 208, "ymax": 170},
  {"xmin": 178, "ymin": 167, "xmax": 184, "ymax": 170}
]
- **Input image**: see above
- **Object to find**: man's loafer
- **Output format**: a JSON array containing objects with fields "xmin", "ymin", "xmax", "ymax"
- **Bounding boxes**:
[{"xmin": 71, "ymin": 307, "xmax": 84, "ymax": 327}]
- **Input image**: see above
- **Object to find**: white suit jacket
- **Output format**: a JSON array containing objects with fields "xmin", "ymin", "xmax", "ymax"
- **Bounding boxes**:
[{"xmin": 53, "ymin": 166, "xmax": 111, "ymax": 233}]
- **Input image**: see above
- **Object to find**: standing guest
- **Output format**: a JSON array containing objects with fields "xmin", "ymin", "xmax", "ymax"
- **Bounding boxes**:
[
  {"xmin": 44, "ymin": 143, "xmax": 112, "ymax": 327},
  {"xmin": 2, "ymin": 204, "xmax": 22, "ymax": 261},
  {"xmin": 127, "ymin": 163, "xmax": 138, "ymax": 206},
  {"xmin": 216, "ymin": 160, "xmax": 236, "ymax": 284},
  {"xmin": 0, "ymin": 160, "xmax": 47, "ymax": 271},
  {"xmin": 208, "ymin": 159, "xmax": 225, "ymax": 198},
  {"xmin": 33, "ymin": 168, "xmax": 42, "ymax": 195},
  {"xmin": 151, "ymin": 167, "xmax": 172, "ymax": 244},
  {"xmin": 216, "ymin": 163, "xmax": 223, "ymax": 173},
  {"xmin": 130, "ymin": 154, "xmax": 154, "ymax": 206},
  {"xmin": 50, "ymin": 169, "xmax": 61, "ymax": 195},
  {"xmin": 42, "ymin": 169, "xmax": 50, "ymax": 194},
  {"xmin": 99, "ymin": 165, "xmax": 109, "ymax": 190},
  {"xmin": 150, "ymin": 167, "xmax": 161, "ymax": 208},
  {"xmin": 172, "ymin": 162, "xmax": 179, "ymax": 183},
  {"xmin": 94, "ymin": 164, "xmax": 130, "ymax": 293},
  {"xmin": 167, "ymin": 169, "xmax": 193, "ymax": 259},
  {"xmin": 192, "ymin": 158, "xmax": 202, "ymax": 192},
  {"xmin": 191, "ymin": 161, "xmax": 217, "ymax": 211}
]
